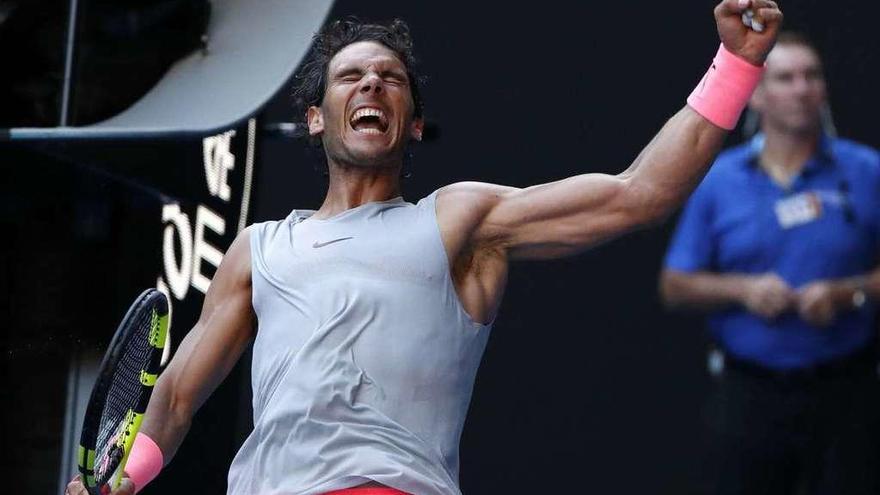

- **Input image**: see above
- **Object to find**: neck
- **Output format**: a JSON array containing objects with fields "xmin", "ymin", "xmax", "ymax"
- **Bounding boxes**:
[
  {"xmin": 314, "ymin": 160, "xmax": 403, "ymax": 219},
  {"xmin": 758, "ymin": 123, "xmax": 820, "ymax": 186}
]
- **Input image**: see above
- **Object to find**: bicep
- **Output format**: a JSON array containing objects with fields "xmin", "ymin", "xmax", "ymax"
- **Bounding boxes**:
[
  {"xmin": 159, "ymin": 227, "xmax": 256, "ymax": 415},
  {"xmin": 480, "ymin": 172, "xmax": 647, "ymax": 259}
]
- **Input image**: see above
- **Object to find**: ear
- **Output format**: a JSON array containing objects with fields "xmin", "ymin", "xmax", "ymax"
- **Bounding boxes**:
[
  {"xmin": 410, "ymin": 117, "xmax": 424, "ymax": 142},
  {"xmin": 307, "ymin": 106, "xmax": 324, "ymax": 136}
]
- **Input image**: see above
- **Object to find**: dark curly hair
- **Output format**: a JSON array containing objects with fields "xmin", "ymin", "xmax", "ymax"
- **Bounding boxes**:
[{"xmin": 293, "ymin": 17, "xmax": 425, "ymax": 120}]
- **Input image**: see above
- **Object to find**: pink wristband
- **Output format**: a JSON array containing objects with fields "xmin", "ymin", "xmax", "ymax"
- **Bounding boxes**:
[
  {"xmin": 687, "ymin": 44, "xmax": 765, "ymax": 130},
  {"xmin": 125, "ymin": 432, "xmax": 164, "ymax": 493}
]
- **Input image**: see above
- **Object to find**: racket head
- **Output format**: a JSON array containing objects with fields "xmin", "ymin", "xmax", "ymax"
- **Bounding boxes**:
[{"xmin": 77, "ymin": 289, "xmax": 169, "ymax": 494}]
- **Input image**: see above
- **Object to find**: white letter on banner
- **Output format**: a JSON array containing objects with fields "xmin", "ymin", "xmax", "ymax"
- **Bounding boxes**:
[
  {"xmin": 202, "ymin": 130, "xmax": 236, "ymax": 202},
  {"xmin": 191, "ymin": 205, "xmax": 226, "ymax": 294},
  {"xmin": 162, "ymin": 204, "xmax": 193, "ymax": 300}
]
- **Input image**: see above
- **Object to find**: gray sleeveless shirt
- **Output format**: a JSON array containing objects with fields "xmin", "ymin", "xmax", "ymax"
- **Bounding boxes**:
[{"xmin": 227, "ymin": 193, "xmax": 492, "ymax": 495}]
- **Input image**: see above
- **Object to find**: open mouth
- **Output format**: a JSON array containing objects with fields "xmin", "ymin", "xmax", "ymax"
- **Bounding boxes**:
[{"xmin": 349, "ymin": 107, "xmax": 389, "ymax": 135}]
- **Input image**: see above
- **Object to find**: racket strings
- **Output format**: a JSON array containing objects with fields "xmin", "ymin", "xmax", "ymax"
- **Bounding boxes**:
[{"xmin": 93, "ymin": 306, "xmax": 154, "ymax": 484}]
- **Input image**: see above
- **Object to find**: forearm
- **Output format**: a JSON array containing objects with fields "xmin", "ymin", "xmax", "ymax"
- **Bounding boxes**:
[
  {"xmin": 138, "ymin": 375, "xmax": 194, "ymax": 465},
  {"xmin": 866, "ymin": 268, "xmax": 880, "ymax": 301},
  {"xmin": 135, "ymin": 316, "xmax": 252, "ymax": 465},
  {"xmin": 824, "ymin": 267, "xmax": 880, "ymax": 310},
  {"xmin": 660, "ymin": 269, "xmax": 749, "ymax": 311},
  {"xmin": 491, "ymin": 109, "xmax": 731, "ymax": 258},
  {"xmin": 622, "ymin": 43, "xmax": 767, "ymax": 223},
  {"xmin": 622, "ymin": 107, "xmax": 728, "ymax": 222}
]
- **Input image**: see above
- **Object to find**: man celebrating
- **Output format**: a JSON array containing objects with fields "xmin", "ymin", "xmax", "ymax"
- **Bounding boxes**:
[
  {"xmin": 661, "ymin": 32, "xmax": 879, "ymax": 494},
  {"xmin": 68, "ymin": 1, "xmax": 782, "ymax": 494}
]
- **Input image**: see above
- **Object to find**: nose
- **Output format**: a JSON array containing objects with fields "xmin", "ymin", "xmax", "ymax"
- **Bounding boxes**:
[
  {"xmin": 792, "ymin": 75, "xmax": 810, "ymax": 94},
  {"xmin": 359, "ymin": 72, "xmax": 383, "ymax": 95}
]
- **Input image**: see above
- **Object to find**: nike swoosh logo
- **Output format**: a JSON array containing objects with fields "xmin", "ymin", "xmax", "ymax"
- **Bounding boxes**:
[
  {"xmin": 312, "ymin": 237, "xmax": 354, "ymax": 248},
  {"xmin": 697, "ymin": 64, "xmax": 716, "ymax": 95}
]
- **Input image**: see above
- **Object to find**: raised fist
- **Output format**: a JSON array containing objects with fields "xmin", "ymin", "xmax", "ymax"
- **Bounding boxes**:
[{"xmin": 714, "ymin": 0, "xmax": 784, "ymax": 65}]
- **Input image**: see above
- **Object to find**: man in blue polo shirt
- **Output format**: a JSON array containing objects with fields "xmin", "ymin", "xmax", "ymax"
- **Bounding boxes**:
[{"xmin": 660, "ymin": 32, "xmax": 880, "ymax": 494}]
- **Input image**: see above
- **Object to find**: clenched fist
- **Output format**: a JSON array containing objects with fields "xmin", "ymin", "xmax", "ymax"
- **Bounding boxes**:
[
  {"xmin": 714, "ymin": 0, "xmax": 784, "ymax": 65},
  {"xmin": 66, "ymin": 474, "xmax": 135, "ymax": 495}
]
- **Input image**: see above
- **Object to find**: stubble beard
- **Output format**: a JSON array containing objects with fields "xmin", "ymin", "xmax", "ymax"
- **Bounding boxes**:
[{"xmin": 324, "ymin": 133, "xmax": 406, "ymax": 172}]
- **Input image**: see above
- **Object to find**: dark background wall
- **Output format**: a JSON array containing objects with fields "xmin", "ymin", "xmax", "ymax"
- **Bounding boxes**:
[{"xmin": 2, "ymin": 0, "xmax": 878, "ymax": 493}]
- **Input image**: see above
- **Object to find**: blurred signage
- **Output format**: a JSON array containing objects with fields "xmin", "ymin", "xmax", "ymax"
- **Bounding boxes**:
[{"xmin": 155, "ymin": 119, "xmax": 256, "ymax": 361}]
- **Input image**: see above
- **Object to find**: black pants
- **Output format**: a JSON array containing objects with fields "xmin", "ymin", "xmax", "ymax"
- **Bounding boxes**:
[{"xmin": 700, "ymin": 348, "xmax": 880, "ymax": 495}]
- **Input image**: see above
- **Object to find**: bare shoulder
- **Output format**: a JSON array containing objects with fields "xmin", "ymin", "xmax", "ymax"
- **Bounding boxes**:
[
  {"xmin": 211, "ymin": 226, "xmax": 254, "ymax": 293},
  {"xmin": 194, "ymin": 225, "xmax": 255, "ymax": 332},
  {"xmin": 436, "ymin": 180, "xmax": 517, "ymax": 201},
  {"xmin": 227, "ymin": 226, "xmax": 253, "ymax": 266},
  {"xmin": 435, "ymin": 181, "xmax": 519, "ymax": 248}
]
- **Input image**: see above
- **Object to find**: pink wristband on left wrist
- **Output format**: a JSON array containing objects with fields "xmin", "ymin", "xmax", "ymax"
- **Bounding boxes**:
[{"xmin": 125, "ymin": 432, "xmax": 164, "ymax": 493}]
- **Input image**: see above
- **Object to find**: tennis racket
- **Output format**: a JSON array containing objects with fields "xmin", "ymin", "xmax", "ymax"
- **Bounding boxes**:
[{"xmin": 77, "ymin": 289, "xmax": 170, "ymax": 495}]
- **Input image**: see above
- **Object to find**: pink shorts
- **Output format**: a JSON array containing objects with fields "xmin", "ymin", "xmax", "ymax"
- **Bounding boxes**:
[{"xmin": 325, "ymin": 488, "xmax": 409, "ymax": 495}]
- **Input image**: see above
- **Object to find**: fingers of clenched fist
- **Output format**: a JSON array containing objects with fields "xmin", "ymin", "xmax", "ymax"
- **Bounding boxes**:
[
  {"xmin": 741, "ymin": 10, "xmax": 763, "ymax": 32},
  {"xmin": 740, "ymin": 0, "xmax": 783, "ymax": 31},
  {"xmin": 113, "ymin": 478, "xmax": 136, "ymax": 494},
  {"xmin": 65, "ymin": 476, "xmax": 134, "ymax": 495},
  {"xmin": 718, "ymin": 0, "xmax": 782, "ymax": 20},
  {"xmin": 66, "ymin": 476, "xmax": 88, "ymax": 495},
  {"xmin": 714, "ymin": 0, "xmax": 784, "ymax": 65}
]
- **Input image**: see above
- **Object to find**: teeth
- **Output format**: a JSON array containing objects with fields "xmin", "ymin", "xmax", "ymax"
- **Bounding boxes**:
[
  {"xmin": 350, "ymin": 107, "xmax": 387, "ymax": 127},
  {"xmin": 355, "ymin": 128, "xmax": 383, "ymax": 135}
]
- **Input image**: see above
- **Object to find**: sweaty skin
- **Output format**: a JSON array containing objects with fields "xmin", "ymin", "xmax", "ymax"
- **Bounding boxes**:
[{"xmin": 68, "ymin": 0, "xmax": 783, "ymax": 493}]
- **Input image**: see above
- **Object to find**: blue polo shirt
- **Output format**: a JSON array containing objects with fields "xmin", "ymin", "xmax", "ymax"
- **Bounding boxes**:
[{"xmin": 664, "ymin": 134, "xmax": 880, "ymax": 370}]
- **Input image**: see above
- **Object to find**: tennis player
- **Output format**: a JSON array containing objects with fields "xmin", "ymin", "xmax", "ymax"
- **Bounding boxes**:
[{"xmin": 67, "ymin": 1, "xmax": 782, "ymax": 493}]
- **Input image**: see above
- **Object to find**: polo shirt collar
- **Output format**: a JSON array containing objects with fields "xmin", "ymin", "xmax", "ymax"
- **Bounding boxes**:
[{"xmin": 746, "ymin": 132, "xmax": 835, "ymax": 174}]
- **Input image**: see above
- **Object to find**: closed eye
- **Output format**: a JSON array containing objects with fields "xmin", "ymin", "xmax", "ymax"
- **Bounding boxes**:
[
  {"xmin": 380, "ymin": 70, "xmax": 408, "ymax": 85},
  {"xmin": 334, "ymin": 68, "xmax": 363, "ymax": 83},
  {"xmin": 332, "ymin": 68, "xmax": 408, "ymax": 85}
]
